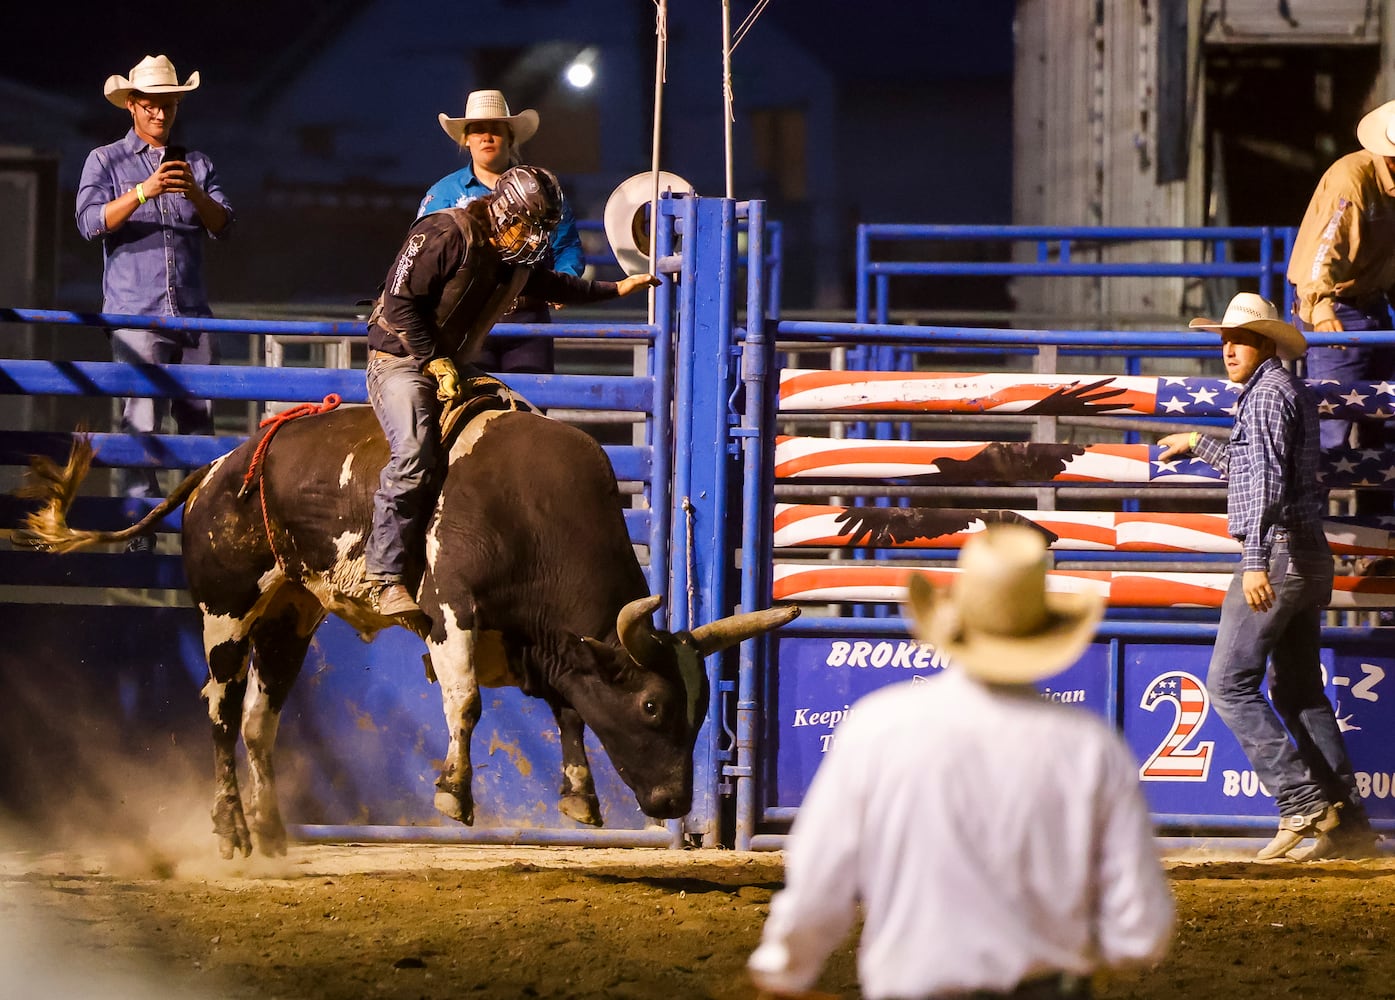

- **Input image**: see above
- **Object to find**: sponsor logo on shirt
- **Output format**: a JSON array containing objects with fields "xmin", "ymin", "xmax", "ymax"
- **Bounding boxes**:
[{"xmin": 391, "ymin": 233, "xmax": 428, "ymax": 295}]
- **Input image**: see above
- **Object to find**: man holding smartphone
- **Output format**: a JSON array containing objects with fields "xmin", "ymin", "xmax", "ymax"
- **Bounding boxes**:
[{"xmin": 76, "ymin": 55, "xmax": 234, "ymax": 548}]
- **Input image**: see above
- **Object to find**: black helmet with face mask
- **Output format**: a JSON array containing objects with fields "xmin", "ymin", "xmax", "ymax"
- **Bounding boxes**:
[{"xmin": 487, "ymin": 165, "xmax": 564, "ymax": 265}]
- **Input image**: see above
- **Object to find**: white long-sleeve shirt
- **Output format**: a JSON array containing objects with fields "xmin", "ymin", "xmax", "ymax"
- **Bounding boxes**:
[{"xmin": 748, "ymin": 668, "xmax": 1174, "ymax": 999}]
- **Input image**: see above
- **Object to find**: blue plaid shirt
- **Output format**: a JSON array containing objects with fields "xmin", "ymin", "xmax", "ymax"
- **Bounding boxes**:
[{"xmin": 1192, "ymin": 357, "xmax": 1326, "ymax": 571}]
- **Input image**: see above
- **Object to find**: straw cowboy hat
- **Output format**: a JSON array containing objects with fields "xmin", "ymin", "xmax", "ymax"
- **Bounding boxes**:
[
  {"xmin": 1187, "ymin": 291, "xmax": 1308, "ymax": 361},
  {"xmin": 438, "ymin": 89, "xmax": 539, "ymax": 146},
  {"xmin": 104, "ymin": 55, "xmax": 200, "ymax": 108},
  {"xmin": 906, "ymin": 524, "xmax": 1103, "ymax": 684},
  {"xmin": 1357, "ymin": 99, "xmax": 1395, "ymax": 157}
]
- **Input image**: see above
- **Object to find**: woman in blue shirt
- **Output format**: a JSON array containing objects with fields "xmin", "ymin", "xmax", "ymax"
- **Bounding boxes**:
[{"xmin": 419, "ymin": 90, "xmax": 584, "ymax": 374}]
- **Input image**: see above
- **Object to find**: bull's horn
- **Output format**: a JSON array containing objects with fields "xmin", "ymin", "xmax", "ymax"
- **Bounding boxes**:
[
  {"xmin": 617, "ymin": 594, "xmax": 664, "ymax": 666},
  {"xmin": 690, "ymin": 605, "xmax": 801, "ymax": 657}
]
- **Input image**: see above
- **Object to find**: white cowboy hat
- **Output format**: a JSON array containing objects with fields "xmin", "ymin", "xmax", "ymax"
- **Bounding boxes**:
[
  {"xmin": 438, "ymin": 89, "xmax": 539, "ymax": 146},
  {"xmin": 1187, "ymin": 291, "xmax": 1308, "ymax": 361},
  {"xmin": 1357, "ymin": 99, "xmax": 1395, "ymax": 157},
  {"xmin": 104, "ymin": 55, "xmax": 200, "ymax": 108},
  {"xmin": 603, "ymin": 170, "xmax": 694, "ymax": 276},
  {"xmin": 906, "ymin": 525, "xmax": 1103, "ymax": 685}
]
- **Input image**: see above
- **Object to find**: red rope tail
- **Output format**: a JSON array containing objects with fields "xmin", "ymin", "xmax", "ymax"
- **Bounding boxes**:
[{"xmin": 238, "ymin": 393, "xmax": 342, "ymax": 499}]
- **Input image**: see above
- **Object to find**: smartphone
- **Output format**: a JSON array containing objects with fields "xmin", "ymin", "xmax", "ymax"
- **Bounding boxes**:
[{"xmin": 162, "ymin": 144, "xmax": 187, "ymax": 163}]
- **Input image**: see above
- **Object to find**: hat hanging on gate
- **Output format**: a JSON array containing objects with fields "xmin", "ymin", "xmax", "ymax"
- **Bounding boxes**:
[
  {"xmin": 603, "ymin": 171, "xmax": 694, "ymax": 276},
  {"xmin": 104, "ymin": 55, "xmax": 200, "ymax": 108},
  {"xmin": 905, "ymin": 524, "xmax": 1104, "ymax": 685},
  {"xmin": 438, "ymin": 90, "xmax": 539, "ymax": 146},
  {"xmin": 1187, "ymin": 292, "xmax": 1308, "ymax": 361},
  {"xmin": 1357, "ymin": 100, "xmax": 1395, "ymax": 157}
]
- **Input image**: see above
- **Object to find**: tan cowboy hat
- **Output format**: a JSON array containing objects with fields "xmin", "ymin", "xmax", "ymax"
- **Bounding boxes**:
[
  {"xmin": 438, "ymin": 89, "xmax": 539, "ymax": 146},
  {"xmin": 1357, "ymin": 99, "xmax": 1395, "ymax": 157},
  {"xmin": 104, "ymin": 55, "xmax": 200, "ymax": 108},
  {"xmin": 906, "ymin": 525, "xmax": 1103, "ymax": 684},
  {"xmin": 1187, "ymin": 292, "xmax": 1308, "ymax": 361}
]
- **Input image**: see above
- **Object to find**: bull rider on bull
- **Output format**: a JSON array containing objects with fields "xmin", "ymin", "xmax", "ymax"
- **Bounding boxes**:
[{"xmin": 364, "ymin": 165, "xmax": 658, "ymax": 627}]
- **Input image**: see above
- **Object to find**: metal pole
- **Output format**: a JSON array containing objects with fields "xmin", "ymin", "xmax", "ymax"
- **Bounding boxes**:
[
  {"xmin": 649, "ymin": 0, "xmax": 668, "ymax": 325},
  {"xmin": 722, "ymin": 0, "xmax": 735, "ymax": 198}
]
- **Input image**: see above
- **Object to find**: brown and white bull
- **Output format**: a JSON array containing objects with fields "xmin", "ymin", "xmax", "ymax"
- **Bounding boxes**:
[{"xmin": 19, "ymin": 400, "xmax": 797, "ymax": 858}]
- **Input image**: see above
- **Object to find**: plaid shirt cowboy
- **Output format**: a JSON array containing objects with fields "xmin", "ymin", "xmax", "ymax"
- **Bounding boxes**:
[{"xmin": 1192, "ymin": 356, "xmax": 1326, "ymax": 571}]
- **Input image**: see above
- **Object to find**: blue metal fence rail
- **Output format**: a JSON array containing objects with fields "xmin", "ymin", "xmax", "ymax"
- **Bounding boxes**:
[{"xmin": 854, "ymin": 223, "xmax": 1298, "ymax": 327}]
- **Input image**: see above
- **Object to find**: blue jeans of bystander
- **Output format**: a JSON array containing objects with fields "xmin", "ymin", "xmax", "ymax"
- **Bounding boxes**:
[
  {"xmin": 110, "ymin": 326, "xmax": 217, "ymax": 500},
  {"xmin": 1206, "ymin": 537, "xmax": 1359, "ymax": 819}
]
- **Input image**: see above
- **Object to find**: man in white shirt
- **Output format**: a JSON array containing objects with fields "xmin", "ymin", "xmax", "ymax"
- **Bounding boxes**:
[{"xmin": 748, "ymin": 525, "xmax": 1174, "ymax": 999}]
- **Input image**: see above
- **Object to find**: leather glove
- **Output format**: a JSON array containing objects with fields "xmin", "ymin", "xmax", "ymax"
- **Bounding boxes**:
[{"xmin": 425, "ymin": 357, "xmax": 461, "ymax": 402}]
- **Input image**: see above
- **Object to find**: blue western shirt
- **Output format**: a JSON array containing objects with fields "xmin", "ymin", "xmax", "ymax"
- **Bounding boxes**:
[
  {"xmin": 75, "ymin": 128, "xmax": 234, "ymax": 317},
  {"xmin": 1192, "ymin": 356, "xmax": 1327, "ymax": 571},
  {"xmin": 417, "ymin": 163, "xmax": 584, "ymax": 278}
]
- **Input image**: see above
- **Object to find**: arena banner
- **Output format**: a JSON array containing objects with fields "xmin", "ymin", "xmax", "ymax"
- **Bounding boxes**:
[
  {"xmin": 770, "ymin": 634, "xmax": 1395, "ymax": 825},
  {"xmin": 1123, "ymin": 644, "xmax": 1395, "ymax": 825},
  {"xmin": 773, "ymin": 503, "xmax": 1395, "ymax": 556},
  {"xmin": 773, "ymin": 437, "xmax": 1395, "ymax": 489},
  {"xmin": 777, "ymin": 369, "xmax": 1395, "ymax": 420},
  {"xmin": 769, "ymin": 635, "xmax": 1110, "ymax": 809}
]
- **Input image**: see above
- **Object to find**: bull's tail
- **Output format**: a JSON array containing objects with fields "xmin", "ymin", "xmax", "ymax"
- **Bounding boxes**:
[{"xmin": 13, "ymin": 434, "xmax": 211, "ymax": 553}]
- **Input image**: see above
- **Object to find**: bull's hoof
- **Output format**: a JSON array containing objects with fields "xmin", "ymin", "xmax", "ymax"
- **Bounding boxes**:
[
  {"xmin": 212, "ymin": 802, "xmax": 252, "ymax": 860},
  {"xmin": 434, "ymin": 790, "xmax": 474, "ymax": 826},
  {"xmin": 558, "ymin": 793, "xmax": 602, "ymax": 827}
]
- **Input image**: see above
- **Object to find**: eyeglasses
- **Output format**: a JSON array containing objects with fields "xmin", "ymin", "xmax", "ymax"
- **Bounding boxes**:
[{"xmin": 133, "ymin": 99, "xmax": 180, "ymax": 119}]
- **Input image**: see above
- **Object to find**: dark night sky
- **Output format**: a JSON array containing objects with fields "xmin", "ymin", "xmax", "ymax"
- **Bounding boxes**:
[
  {"xmin": 763, "ymin": 0, "xmax": 1015, "ymax": 80},
  {"xmin": 6, "ymin": 1, "xmax": 1014, "ymax": 98}
]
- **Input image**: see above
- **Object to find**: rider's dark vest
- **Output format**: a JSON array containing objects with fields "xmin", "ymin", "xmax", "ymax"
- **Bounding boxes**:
[{"xmin": 370, "ymin": 207, "xmax": 532, "ymax": 363}]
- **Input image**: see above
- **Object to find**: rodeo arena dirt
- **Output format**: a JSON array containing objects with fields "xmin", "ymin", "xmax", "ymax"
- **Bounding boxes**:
[{"xmin": 5, "ymin": 828, "xmax": 1395, "ymax": 1000}]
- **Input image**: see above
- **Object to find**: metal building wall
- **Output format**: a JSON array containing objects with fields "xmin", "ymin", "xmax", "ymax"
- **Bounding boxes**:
[
  {"xmin": 1012, "ymin": 0, "xmax": 1198, "ymax": 327},
  {"xmin": 1013, "ymin": 0, "xmax": 1390, "ymax": 329}
]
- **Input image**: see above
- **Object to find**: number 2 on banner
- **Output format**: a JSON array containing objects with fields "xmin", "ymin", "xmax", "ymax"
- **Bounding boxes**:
[{"xmin": 1137, "ymin": 670, "xmax": 1215, "ymax": 782}]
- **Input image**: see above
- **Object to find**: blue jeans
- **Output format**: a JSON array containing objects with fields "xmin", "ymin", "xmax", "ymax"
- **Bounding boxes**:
[
  {"xmin": 110, "ymin": 326, "xmax": 218, "ymax": 500},
  {"xmin": 1297, "ymin": 297, "xmax": 1395, "ymax": 444},
  {"xmin": 1206, "ymin": 537, "xmax": 1359, "ymax": 818},
  {"xmin": 366, "ymin": 353, "xmax": 440, "ymax": 583}
]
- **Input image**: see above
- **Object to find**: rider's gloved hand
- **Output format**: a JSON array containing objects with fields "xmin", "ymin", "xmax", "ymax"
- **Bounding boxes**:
[{"xmin": 425, "ymin": 357, "xmax": 461, "ymax": 402}]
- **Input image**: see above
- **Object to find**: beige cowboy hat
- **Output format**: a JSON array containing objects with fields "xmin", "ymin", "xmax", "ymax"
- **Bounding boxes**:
[
  {"xmin": 1188, "ymin": 292, "xmax": 1308, "ymax": 361},
  {"xmin": 438, "ymin": 89, "xmax": 539, "ymax": 146},
  {"xmin": 104, "ymin": 54, "xmax": 200, "ymax": 108},
  {"xmin": 1357, "ymin": 99, "xmax": 1395, "ymax": 157},
  {"xmin": 906, "ymin": 524, "xmax": 1103, "ymax": 684}
]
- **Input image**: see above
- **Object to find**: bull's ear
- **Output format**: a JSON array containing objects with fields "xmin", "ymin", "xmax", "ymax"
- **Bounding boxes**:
[
  {"xmin": 579, "ymin": 635, "xmax": 629, "ymax": 681},
  {"xmin": 689, "ymin": 605, "xmax": 801, "ymax": 657}
]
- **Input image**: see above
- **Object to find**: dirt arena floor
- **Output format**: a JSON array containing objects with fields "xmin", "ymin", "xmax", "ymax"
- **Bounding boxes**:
[{"xmin": 4, "ymin": 835, "xmax": 1395, "ymax": 1000}]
